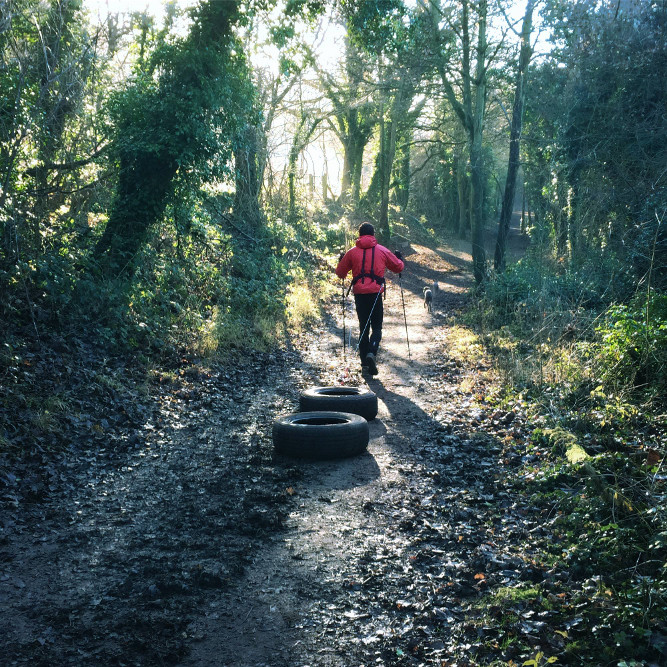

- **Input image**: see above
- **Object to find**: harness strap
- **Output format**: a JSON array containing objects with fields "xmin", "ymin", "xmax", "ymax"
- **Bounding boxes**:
[
  {"xmin": 357, "ymin": 248, "xmax": 368, "ymax": 285},
  {"xmin": 351, "ymin": 246, "xmax": 385, "ymax": 289}
]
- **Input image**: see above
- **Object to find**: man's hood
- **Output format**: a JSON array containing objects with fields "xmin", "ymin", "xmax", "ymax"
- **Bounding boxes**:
[{"xmin": 356, "ymin": 235, "xmax": 378, "ymax": 249}]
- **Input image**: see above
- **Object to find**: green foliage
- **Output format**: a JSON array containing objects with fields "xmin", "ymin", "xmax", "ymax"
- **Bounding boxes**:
[
  {"xmin": 478, "ymin": 258, "xmax": 605, "ymax": 333},
  {"xmin": 595, "ymin": 293, "xmax": 667, "ymax": 394},
  {"xmin": 514, "ymin": 426, "xmax": 667, "ymax": 663},
  {"xmin": 340, "ymin": 0, "xmax": 408, "ymax": 56},
  {"xmin": 322, "ymin": 215, "xmax": 351, "ymax": 253},
  {"xmin": 0, "ymin": 0, "xmax": 104, "ymax": 264},
  {"xmin": 221, "ymin": 246, "xmax": 289, "ymax": 341},
  {"xmin": 472, "ymin": 206, "xmax": 666, "ymax": 664},
  {"xmin": 533, "ymin": 427, "xmax": 588, "ymax": 463},
  {"xmin": 522, "ymin": 0, "xmax": 667, "ymax": 274},
  {"xmin": 1, "ymin": 0, "xmax": 337, "ymax": 363},
  {"xmin": 66, "ymin": 202, "xmax": 315, "ymax": 355}
]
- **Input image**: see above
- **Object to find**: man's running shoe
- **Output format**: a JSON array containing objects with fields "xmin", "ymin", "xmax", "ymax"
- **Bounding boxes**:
[{"xmin": 365, "ymin": 353, "xmax": 378, "ymax": 375}]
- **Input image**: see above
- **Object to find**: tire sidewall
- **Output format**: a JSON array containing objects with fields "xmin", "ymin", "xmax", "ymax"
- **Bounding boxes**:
[
  {"xmin": 299, "ymin": 386, "xmax": 378, "ymax": 421},
  {"xmin": 273, "ymin": 411, "xmax": 369, "ymax": 460}
]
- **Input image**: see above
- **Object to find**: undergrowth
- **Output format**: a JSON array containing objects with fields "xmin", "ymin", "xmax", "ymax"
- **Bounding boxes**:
[
  {"xmin": 0, "ymin": 199, "xmax": 349, "ymax": 459},
  {"xmin": 466, "ymin": 256, "xmax": 667, "ymax": 665}
]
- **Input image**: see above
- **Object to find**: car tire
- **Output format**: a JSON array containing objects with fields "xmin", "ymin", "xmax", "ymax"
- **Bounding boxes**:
[
  {"xmin": 272, "ymin": 411, "xmax": 369, "ymax": 460},
  {"xmin": 298, "ymin": 386, "xmax": 378, "ymax": 421}
]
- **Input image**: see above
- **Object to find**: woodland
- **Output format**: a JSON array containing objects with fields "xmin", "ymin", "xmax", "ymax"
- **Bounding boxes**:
[{"xmin": 1, "ymin": 0, "xmax": 666, "ymax": 665}]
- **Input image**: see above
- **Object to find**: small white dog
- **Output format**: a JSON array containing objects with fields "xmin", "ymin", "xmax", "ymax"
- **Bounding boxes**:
[{"xmin": 423, "ymin": 286, "xmax": 432, "ymax": 312}]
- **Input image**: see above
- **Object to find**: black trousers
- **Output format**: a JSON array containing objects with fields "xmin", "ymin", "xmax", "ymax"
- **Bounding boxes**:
[{"xmin": 354, "ymin": 292, "xmax": 383, "ymax": 361}]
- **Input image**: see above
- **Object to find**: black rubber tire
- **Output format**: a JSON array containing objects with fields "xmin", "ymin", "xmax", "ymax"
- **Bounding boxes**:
[
  {"xmin": 272, "ymin": 411, "xmax": 369, "ymax": 460},
  {"xmin": 299, "ymin": 386, "xmax": 378, "ymax": 421}
]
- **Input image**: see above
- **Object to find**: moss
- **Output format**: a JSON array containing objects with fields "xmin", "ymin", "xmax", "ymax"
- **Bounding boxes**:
[{"xmin": 543, "ymin": 427, "xmax": 589, "ymax": 463}]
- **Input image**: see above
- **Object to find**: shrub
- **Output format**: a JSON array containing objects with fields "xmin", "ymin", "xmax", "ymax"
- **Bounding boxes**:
[{"xmin": 595, "ymin": 292, "xmax": 667, "ymax": 395}]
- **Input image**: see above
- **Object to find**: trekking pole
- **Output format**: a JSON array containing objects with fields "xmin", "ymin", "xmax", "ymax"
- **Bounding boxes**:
[
  {"xmin": 341, "ymin": 281, "xmax": 346, "ymax": 360},
  {"xmin": 398, "ymin": 273, "xmax": 411, "ymax": 360}
]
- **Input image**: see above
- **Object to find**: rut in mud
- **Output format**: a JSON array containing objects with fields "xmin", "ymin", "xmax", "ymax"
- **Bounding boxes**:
[{"xmin": 2, "ymin": 235, "xmax": 549, "ymax": 666}]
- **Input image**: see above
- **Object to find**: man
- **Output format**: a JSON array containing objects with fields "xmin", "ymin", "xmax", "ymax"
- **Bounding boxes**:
[{"xmin": 336, "ymin": 222, "xmax": 404, "ymax": 375}]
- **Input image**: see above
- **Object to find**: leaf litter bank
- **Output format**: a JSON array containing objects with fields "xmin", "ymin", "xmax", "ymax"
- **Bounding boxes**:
[{"xmin": 1, "ymin": 242, "xmax": 662, "ymax": 666}]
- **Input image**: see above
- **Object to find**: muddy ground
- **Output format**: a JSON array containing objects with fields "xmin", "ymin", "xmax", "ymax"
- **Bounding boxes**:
[{"xmin": 1, "ymin": 231, "xmax": 556, "ymax": 666}]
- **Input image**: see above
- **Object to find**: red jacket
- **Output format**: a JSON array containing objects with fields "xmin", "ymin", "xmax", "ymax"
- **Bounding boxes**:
[{"xmin": 335, "ymin": 235, "xmax": 405, "ymax": 295}]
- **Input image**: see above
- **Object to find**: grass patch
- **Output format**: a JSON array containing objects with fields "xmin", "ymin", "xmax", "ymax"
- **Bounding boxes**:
[
  {"xmin": 286, "ymin": 263, "xmax": 334, "ymax": 332},
  {"xmin": 493, "ymin": 585, "xmax": 542, "ymax": 603},
  {"xmin": 446, "ymin": 325, "xmax": 486, "ymax": 365}
]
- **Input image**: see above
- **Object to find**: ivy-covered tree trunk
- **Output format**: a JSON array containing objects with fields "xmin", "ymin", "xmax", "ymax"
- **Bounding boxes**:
[
  {"xmin": 93, "ymin": 0, "xmax": 243, "ymax": 277},
  {"xmin": 94, "ymin": 154, "xmax": 178, "ymax": 271},
  {"xmin": 494, "ymin": 0, "xmax": 535, "ymax": 272}
]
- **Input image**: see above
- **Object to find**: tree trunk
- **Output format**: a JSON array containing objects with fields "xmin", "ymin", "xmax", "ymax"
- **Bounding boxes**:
[
  {"xmin": 376, "ymin": 105, "xmax": 390, "ymax": 240},
  {"xmin": 256, "ymin": 71, "xmax": 297, "ymax": 203},
  {"xmin": 566, "ymin": 176, "xmax": 580, "ymax": 259},
  {"xmin": 456, "ymin": 155, "xmax": 469, "ymax": 239},
  {"xmin": 340, "ymin": 139, "xmax": 353, "ymax": 203},
  {"xmin": 350, "ymin": 134, "xmax": 367, "ymax": 206},
  {"xmin": 494, "ymin": 0, "xmax": 535, "ymax": 272},
  {"xmin": 469, "ymin": 0, "xmax": 488, "ymax": 284},
  {"xmin": 427, "ymin": 0, "xmax": 490, "ymax": 283},
  {"xmin": 395, "ymin": 130, "xmax": 411, "ymax": 212},
  {"xmin": 364, "ymin": 146, "xmax": 383, "ymax": 210},
  {"xmin": 31, "ymin": 0, "xmax": 83, "ymax": 250},
  {"xmin": 288, "ymin": 149, "xmax": 298, "ymax": 221},
  {"xmin": 337, "ymin": 113, "xmax": 374, "ymax": 209},
  {"xmin": 32, "ymin": 166, "xmax": 48, "ymax": 252},
  {"xmin": 448, "ymin": 161, "xmax": 458, "ymax": 230},
  {"xmin": 380, "ymin": 116, "xmax": 399, "ymax": 228},
  {"xmin": 316, "ymin": 33, "xmax": 375, "ymax": 210},
  {"xmin": 521, "ymin": 184, "xmax": 527, "ymax": 233},
  {"xmin": 287, "ymin": 114, "xmax": 320, "ymax": 221},
  {"xmin": 377, "ymin": 70, "xmax": 416, "ymax": 240},
  {"xmin": 233, "ymin": 123, "xmax": 262, "ymax": 230}
]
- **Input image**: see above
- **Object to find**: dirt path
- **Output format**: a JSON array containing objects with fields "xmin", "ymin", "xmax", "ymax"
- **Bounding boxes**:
[
  {"xmin": 182, "ymin": 243, "xmax": 473, "ymax": 666},
  {"xmin": 182, "ymin": 237, "xmax": 536, "ymax": 666},
  {"xmin": 2, "ymin": 227, "xmax": 544, "ymax": 666}
]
